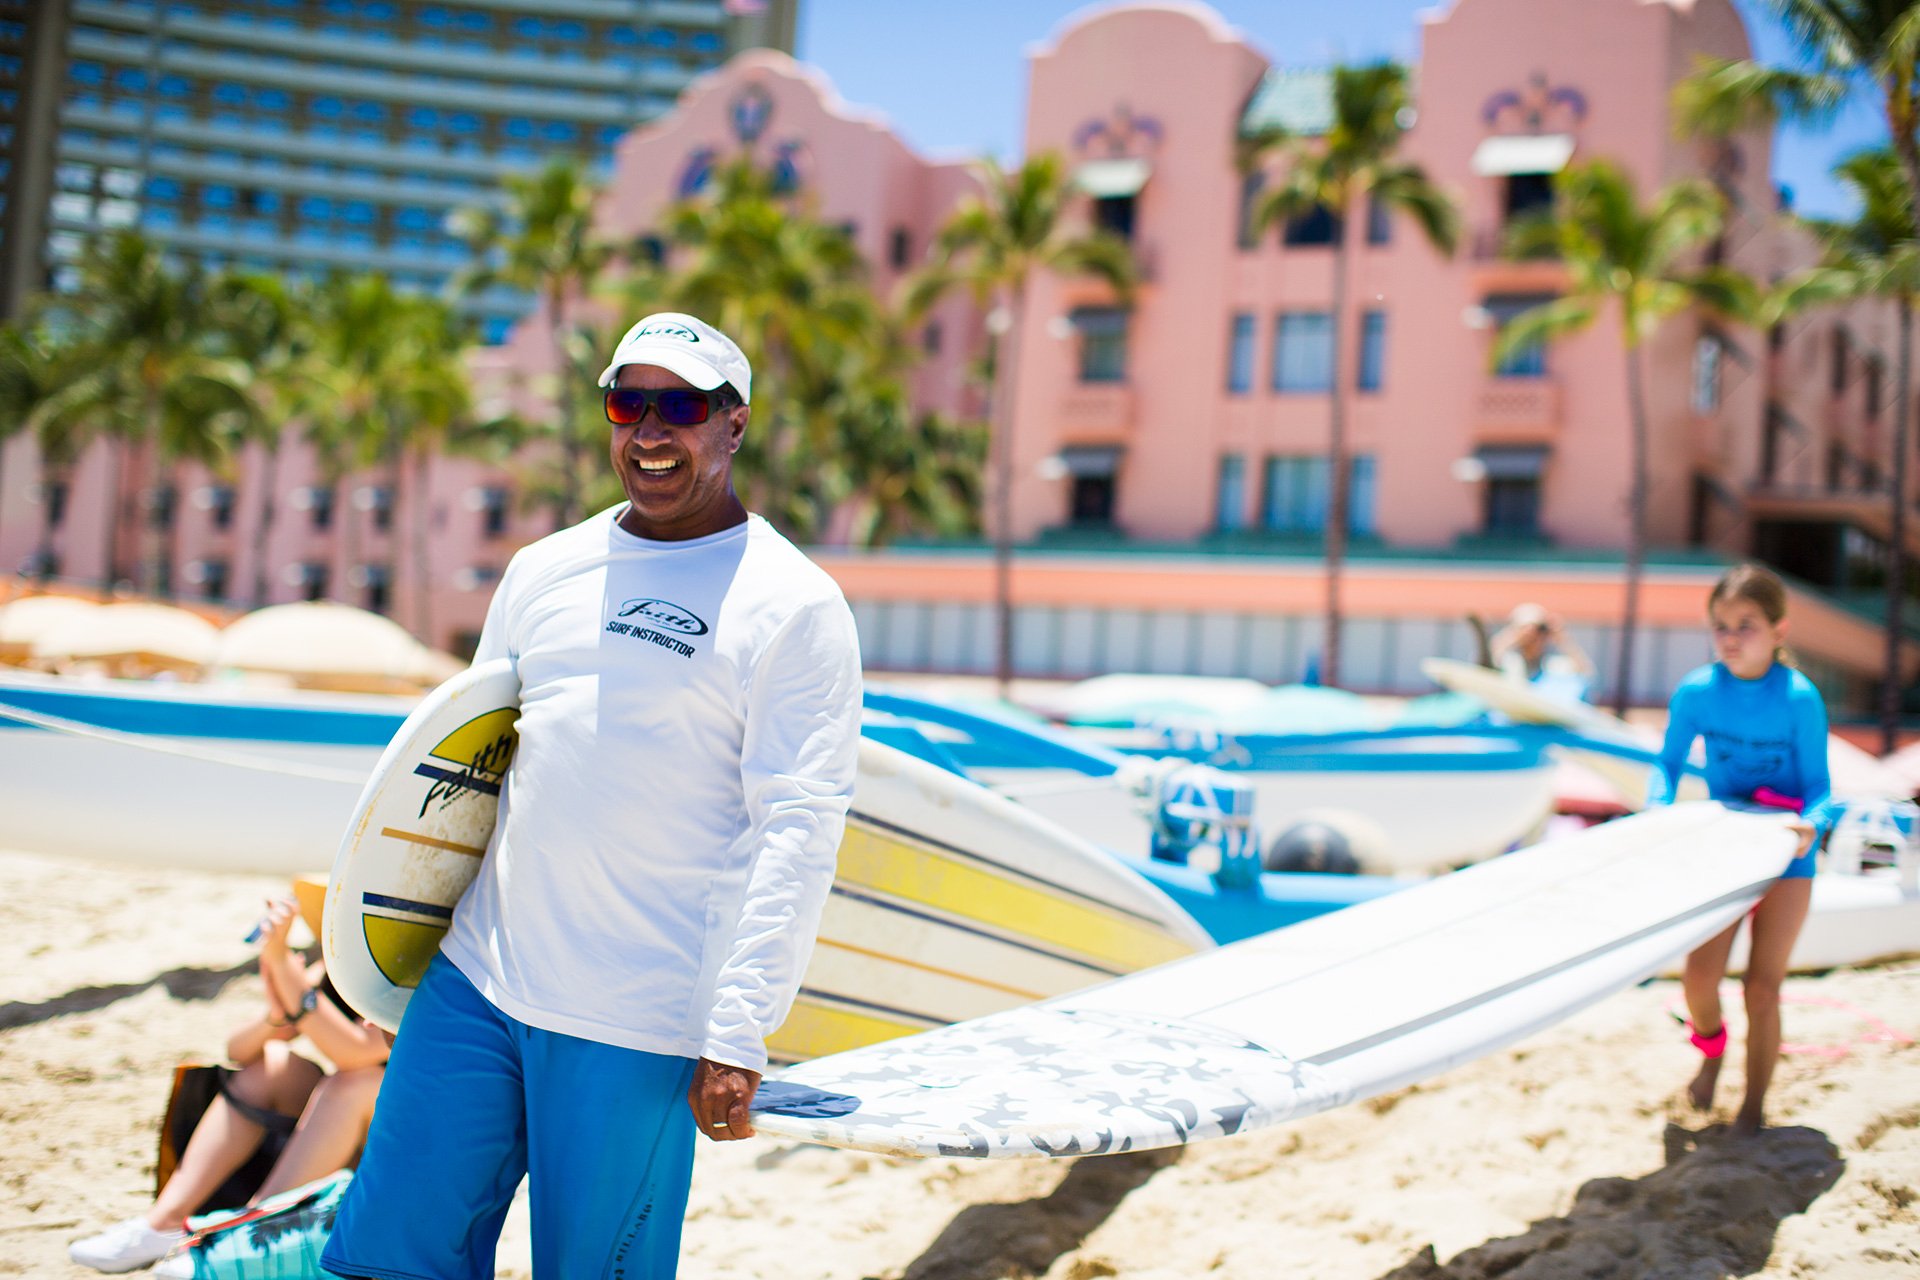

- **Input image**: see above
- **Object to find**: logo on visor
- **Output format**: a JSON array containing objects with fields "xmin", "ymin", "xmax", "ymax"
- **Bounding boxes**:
[
  {"xmin": 614, "ymin": 598, "xmax": 708, "ymax": 636},
  {"xmin": 633, "ymin": 322, "xmax": 700, "ymax": 344}
]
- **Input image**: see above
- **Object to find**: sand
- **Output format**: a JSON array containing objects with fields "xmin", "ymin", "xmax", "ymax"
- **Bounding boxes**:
[{"xmin": 2, "ymin": 845, "xmax": 1916, "ymax": 1280}]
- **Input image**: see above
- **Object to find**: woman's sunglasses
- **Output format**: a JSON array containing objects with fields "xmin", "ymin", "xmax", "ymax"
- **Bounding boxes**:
[{"xmin": 603, "ymin": 386, "xmax": 737, "ymax": 427}]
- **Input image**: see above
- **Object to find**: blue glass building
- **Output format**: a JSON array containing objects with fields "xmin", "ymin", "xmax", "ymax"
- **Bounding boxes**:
[{"xmin": 0, "ymin": 0, "xmax": 798, "ymax": 338}]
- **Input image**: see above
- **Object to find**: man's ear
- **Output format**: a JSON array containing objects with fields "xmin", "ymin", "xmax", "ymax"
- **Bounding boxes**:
[{"xmin": 728, "ymin": 404, "xmax": 749, "ymax": 453}]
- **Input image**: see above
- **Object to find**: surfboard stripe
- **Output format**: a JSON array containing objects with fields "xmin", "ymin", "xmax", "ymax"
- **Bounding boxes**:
[
  {"xmin": 410, "ymin": 763, "xmax": 502, "ymax": 796},
  {"xmin": 795, "ymin": 985, "xmax": 947, "ymax": 1028},
  {"xmin": 378, "ymin": 826, "xmax": 486, "ymax": 857},
  {"xmin": 835, "ymin": 825, "xmax": 1191, "ymax": 972},
  {"xmin": 1302, "ymin": 878, "xmax": 1776, "ymax": 1067},
  {"xmin": 829, "ymin": 884, "xmax": 1123, "ymax": 978},
  {"xmin": 850, "ymin": 808, "xmax": 1168, "ymax": 927},
  {"xmin": 766, "ymin": 995, "xmax": 927, "ymax": 1062},
  {"xmin": 360, "ymin": 892, "xmax": 454, "ymax": 920},
  {"xmin": 361, "ymin": 915, "xmax": 448, "ymax": 990},
  {"xmin": 813, "ymin": 936, "xmax": 1048, "ymax": 1002}
]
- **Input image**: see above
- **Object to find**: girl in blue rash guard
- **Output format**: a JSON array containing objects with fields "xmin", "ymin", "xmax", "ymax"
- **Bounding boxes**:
[{"xmin": 1650, "ymin": 564, "xmax": 1826, "ymax": 1137}]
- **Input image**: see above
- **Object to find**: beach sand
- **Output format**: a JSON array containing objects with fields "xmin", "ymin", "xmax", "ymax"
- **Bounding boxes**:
[{"xmin": 3, "ymin": 845, "xmax": 1916, "ymax": 1280}]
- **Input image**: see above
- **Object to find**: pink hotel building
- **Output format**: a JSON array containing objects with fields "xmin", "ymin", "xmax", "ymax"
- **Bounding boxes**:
[{"xmin": 3, "ymin": 0, "xmax": 1914, "ymax": 709}]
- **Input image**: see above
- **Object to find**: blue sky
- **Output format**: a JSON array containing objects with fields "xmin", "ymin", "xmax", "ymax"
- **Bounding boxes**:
[{"xmin": 796, "ymin": 0, "xmax": 1888, "ymax": 220}]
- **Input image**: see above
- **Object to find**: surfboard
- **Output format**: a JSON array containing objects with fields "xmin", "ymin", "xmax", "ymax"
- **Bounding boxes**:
[
  {"xmin": 324, "ymin": 660, "xmax": 1213, "ymax": 1044},
  {"xmin": 749, "ymin": 802, "xmax": 1798, "ymax": 1158},
  {"xmin": 1420, "ymin": 657, "xmax": 1705, "ymax": 806}
]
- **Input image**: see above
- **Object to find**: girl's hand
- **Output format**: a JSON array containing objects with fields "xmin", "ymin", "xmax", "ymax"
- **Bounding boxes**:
[
  {"xmin": 257, "ymin": 898, "xmax": 299, "ymax": 954},
  {"xmin": 1787, "ymin": 819, "xmax": 1816, "ymax": 859}
]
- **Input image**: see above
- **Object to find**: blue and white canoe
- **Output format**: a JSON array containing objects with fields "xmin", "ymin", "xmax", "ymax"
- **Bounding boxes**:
[
  {"xmin": 0, "ymin": 668, "xmax": 408, "ymax": 872},
  {"xmin": 870, "ymin": 686, "xmax": 1557, "ymax": 876}
]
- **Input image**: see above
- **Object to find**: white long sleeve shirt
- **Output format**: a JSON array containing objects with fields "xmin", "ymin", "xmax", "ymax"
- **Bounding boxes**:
[{"xmin": 442, "ymin": 508, "xmax": 862, "ymax": 1073}]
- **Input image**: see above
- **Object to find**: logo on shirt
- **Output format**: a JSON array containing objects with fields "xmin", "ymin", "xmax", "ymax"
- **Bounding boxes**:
[
  {"xmin": 615, "ymin": 598, "xmax": 708, "ymax": 635},
  {"xmin": 605, "ymin": 598, "xmax": 706, "ymax": 659}
]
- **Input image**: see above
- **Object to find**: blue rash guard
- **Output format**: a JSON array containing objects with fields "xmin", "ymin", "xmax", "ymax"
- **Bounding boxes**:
[{"xmin": 1649, "ymin": 662, "xmax": 1833, "ymax": 878}]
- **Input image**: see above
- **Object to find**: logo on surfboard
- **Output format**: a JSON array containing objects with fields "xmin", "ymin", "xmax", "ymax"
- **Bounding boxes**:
[{"xmin": 412, "ymin": 707, "xmax": 518, "ymax": 817}]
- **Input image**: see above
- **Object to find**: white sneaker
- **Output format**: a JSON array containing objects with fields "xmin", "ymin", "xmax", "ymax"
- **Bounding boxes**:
[
  {"xmin": 67, "ymin": 1217, "xmax": 188, "ymax": 1273},
  {"xmin": 150, "ymin": 1252, "xmax": 196, "ymax": 1279}
]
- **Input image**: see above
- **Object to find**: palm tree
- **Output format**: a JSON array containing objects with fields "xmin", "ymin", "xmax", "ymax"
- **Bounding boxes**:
[
  {"xmin": 1675, "ymin": 2, "xmax": 1920, "ymax": 213},
  {"xmin": 1771, "ymin": 148, "xmax": 1920, "ymax": 749},
  {"xmin": 648, "ymin": 159, "xmax": 881, "ymax": 537},
  {"xmin": 13, "ymin": 233, "xmax": 245, "ymax": 593},
  {"xmin": 913, "ymin": 153, "xmax": 1135, "ymax": 698},
  {"xmin": 448, "ymin": 157, "xmax": 613, "ymax": 530},
  {"xmin": 202, "ymin": 271, "xmax": 318, "ymax": 607},
  {"xmin": 304, "ymin": 275, "xmax": 495, "ymax": 638},
  {"xmin": 1242, "ymin": 62, "xmax": 1460, "ymax": 690},
  {"xmin": 1493, "ymin": 161, "xmax": 1755, "ymax": 715},
  {"xmin": 1677, "ymin": 3, "xmax": 1920, "ymax": 743}
]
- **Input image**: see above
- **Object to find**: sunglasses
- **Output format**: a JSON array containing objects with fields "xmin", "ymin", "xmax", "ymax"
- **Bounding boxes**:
[{"xmin": 603, "ymin": 386, "xmax": 737, "ymax": 427}]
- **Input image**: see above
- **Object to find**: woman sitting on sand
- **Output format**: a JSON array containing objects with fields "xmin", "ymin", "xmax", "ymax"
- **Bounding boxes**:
[
  {"xmin": 69, "ymin": 897, "xmax": 390, "ymax": 1275},
  {"xmin": 1650, "ymin": 564, "xmax": 1827, "ymax": 1137}
]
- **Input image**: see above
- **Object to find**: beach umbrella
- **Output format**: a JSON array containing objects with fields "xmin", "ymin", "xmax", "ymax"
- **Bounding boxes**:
[
  {"xmin": 29, "ymin": 602, "xmax": 220, "ymax": 672},
  {"xmin": 212, "ymin": 601, "xmax": 460, "ymax": 692},
  {"xmin": 0, "ymin": 595, "xmax": 103, "ymax": 664}
]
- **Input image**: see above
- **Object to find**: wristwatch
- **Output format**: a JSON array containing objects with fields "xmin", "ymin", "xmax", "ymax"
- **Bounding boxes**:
[{"xmin": 290, "ymin": 986, "xmax": 320, "ymax": 1022}]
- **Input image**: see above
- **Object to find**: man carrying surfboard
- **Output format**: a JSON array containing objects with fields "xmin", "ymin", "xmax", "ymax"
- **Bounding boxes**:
[{"xmin": 321, "ymin": 313, "xmax": 863, "ymax": 1280}]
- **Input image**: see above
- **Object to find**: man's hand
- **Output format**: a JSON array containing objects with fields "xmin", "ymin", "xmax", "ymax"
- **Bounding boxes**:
[
  {"xmin": 1787, "ymin": 818, "xmax": 1817, "ymax": 860},
  {"xmin": 688, "ymin": 1058, "xmax": 760, "ymax": 1141}
]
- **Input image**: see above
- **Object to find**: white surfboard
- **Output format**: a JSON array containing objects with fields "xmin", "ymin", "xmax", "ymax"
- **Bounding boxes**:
[
  {"xmin": 1421, "ymin": 656, "xmax": 1705, "ymax": 806},
  {"xmin": 750, "ymin": 803, "xmax": 1797, "ymax": 1158},
  {"xmin": 324, "ymin": 660, "xmax": 1212, "ymax": 1044}
]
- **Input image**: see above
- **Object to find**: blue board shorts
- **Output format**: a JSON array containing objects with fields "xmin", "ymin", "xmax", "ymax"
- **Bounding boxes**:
[{"xmin": 321, "ymin": 953, "xmax": 697, "ymax": 1280}]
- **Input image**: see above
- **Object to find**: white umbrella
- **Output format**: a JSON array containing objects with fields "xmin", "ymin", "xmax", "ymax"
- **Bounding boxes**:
[
  {"xmin": 213, "ymin": 601, "xmax": 460, "ymax": 692},
  {"xmin": 0, "ymin": 595, "xmax": 103, "ymax": 663},
  {"xmin": 30, "ymin": 602, "xmax": 221, "ymax": 671}
]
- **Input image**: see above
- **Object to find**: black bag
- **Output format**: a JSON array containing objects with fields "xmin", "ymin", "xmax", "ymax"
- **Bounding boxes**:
[{"xmin": 157, "ymin": 1064, "xmax": 296, "ymax": 1215}]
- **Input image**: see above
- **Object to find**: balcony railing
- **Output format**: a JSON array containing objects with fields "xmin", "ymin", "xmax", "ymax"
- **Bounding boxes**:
[
  {"xmin": 1058, "ymin": 383, "xmax": 1135, "ymax": 435},
  {"xmin": 1475, "ymin": 377, "xmax": 1562, "ymax": 433}
]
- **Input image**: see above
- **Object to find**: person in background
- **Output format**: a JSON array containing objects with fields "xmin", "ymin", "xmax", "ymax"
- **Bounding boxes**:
[
  {"xmin": 69, "ymin": 898, "xmax": 389, "ymax": 1274},
  {"xmin": 1491, "ymin": 602, "xmax": 1596, "ymax": 703},
  {"xmin": 1650, "ymin": 563, "xmax": 1826, "ymax": 1137}
]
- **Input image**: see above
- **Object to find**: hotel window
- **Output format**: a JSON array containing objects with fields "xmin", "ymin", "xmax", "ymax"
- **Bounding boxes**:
[
  {"xmin": 1484, "ymin": 293, "xmax": 1554, "ymax": 378},
  {"xmin": 1830, "ymin": 326, "xmax": 1849, "ymax": 395},
  {"xmin": 1261, "ymin": 454, "xmax": 1375, "ymax": 533},
  {"xmin": 1072, "ymin": 307, "xmax": 1129, "ymax": 383},
  {"xmin": 1477, "ymin": 445, "xmax": 1548, "ymax": 536},
  {"xmin": 1283, "ymin": 204, "xmax": 1339, "ymax": 247},
  {"xmin": 888, "ymin": 227, "xmax": 911, "ymax": 270},
  {"xmin": 1366, "ymin": 195, "xmax": 1391, "ymax": 246},
  {"xmin": 307, "ymin": 485, "xmax": 335, "ymax": 531},
  {"xmin": 1237, "ymin": 171, "xmax": 1266, "ymax": 250},
  {"xmin": 358, "ymin": 563, "xmax": 392, "ymax": 615},
  {"xmin": 1060, "ymin": 445, "xmax": 1121, "ymax": 528},
  {"xmin": 1866, "ymin": 355, "xmax": 1884, "ymax": 420},
  {"xmin": 1273, "ymin": 312, "xmax": 1333, "ymax": 392},
  {"xmin": 148, "ymin": 486, "xmax": 177, "ymax": 532},
  {"xmin": 207, "ymin": 484, "xmax": 236, "ymax": 531},
  {"xmin": 1262, "ymin": 455, "xmax": 1327, "ymax": 532},
  {"xmin": 44, "ymin": 480, "xmax": 69, "ymax": 528},
  {"xmin": 1357, "ymin": 310, "xmax": 1387, "ymax": 392},
  {"xmin": 1503, "ymin": 172, "xmax": 1555, "ymax": 222},
  {"xmin": 1216, "ymin": 453, "xmax": 1247, "ymax": 532},
  {"xmin": 366, "ymin": 486, "xmax": 394, "ymax": 534},
  {"xmin": 1226, "ymin": 313, "xmax": 1256, "ymax": 394},
  {"xmin": 1691, "ymin": 334, "xmax": 1722, "ymax": 413},
  {"xmin": 478, "ymin": 486, "xmax": 510, "ymax": 539},
  {"xmin": 1092, "ymin": 194, "xmax": 1135, "ymax": 241}
]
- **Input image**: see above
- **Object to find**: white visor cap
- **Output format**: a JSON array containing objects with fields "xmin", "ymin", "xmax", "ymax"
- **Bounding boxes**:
[{"xmin": 597, "ymin": 312, "xmax": 753, "ymax": 404}]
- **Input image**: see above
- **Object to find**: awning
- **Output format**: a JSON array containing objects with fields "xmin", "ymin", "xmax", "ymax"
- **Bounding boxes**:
[
  {"xmin": 1074, "ymin": 158, "xmax": 1150, "ymax": 198},
  {"xmin": 1470, "ymin": 133, "xmax": 1575, "ymax": 177},
  {"xmin": 1058, "ymin": 445, "xmax": 1124, "ymax": 478},
  {"xmin": 1475, "ymin": 444, "xmax": 1551, "ymax": 480}
]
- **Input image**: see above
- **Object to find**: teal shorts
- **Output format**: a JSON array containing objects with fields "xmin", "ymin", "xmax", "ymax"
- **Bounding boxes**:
[{"xmin": 321, "ymin": 954, "xmax": 697, "ymax": 1280}]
